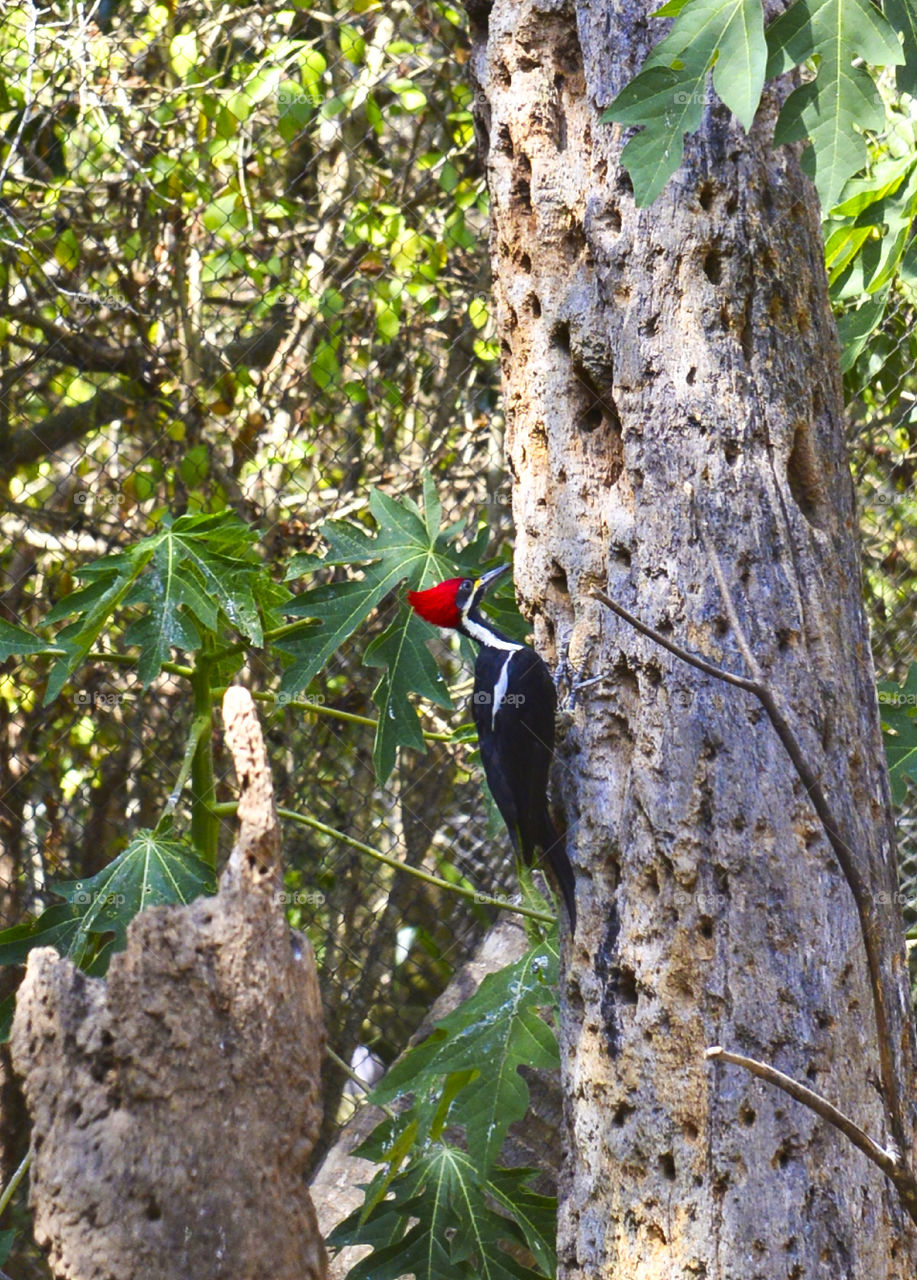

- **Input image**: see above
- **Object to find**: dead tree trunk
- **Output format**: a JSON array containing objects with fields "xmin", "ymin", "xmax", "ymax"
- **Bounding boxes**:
[
  {"xmin": 467, "ymin": 1, "xmax": 917, "ymax": 1275},
  {"xmin": 11, "ymin": 688, "xmax": 328, "ymax": 1280}
]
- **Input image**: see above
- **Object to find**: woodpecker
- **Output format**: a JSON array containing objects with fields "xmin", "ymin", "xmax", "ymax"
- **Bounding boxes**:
[{"xmin": 408, "ymin": 565, "xmax": 576, "ymax": 929}]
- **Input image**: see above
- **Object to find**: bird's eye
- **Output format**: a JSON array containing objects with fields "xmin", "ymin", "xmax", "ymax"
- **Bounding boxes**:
[{"xmin": 460, "ymin": 578, "xmax": 473, "ymax": 591}]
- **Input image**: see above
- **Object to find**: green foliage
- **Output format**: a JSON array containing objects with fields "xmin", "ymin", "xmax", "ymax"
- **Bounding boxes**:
[
  {"xmin": 602, "ymin": 0, "xmax": 905, "ymax": 210},
  {"xmin": 826, "ymin": 89, "xmax": 917, "ymax": 369},
  {"xmin": 601, "ymin": 0, "xmax": 767, "ymax": 205},
  {"xmin": 0, "ymin": 829, "xmax": 215, "ymax": 1038},
  {"xmin": 42, "ymin": 511, "xmax": 288, "ymax": 701},
  {"xmin": 333, "ymin": 1147, "xmax": 552, "ymax": 1280},
  {"xmin": 0, "ymin": 620, "xmax": 43, "ymax": 660},
  {"xmin": 766, "ymin": 0, "xmax": 903, "ymax": 210},
  {"xmin": 279, "ymin": 475, "xmax": 498, "ymax": 782},
  {"xmin": 330, "ymin": 934, "xmax": 560, "ymax": 1280},
  {"xmin": 879, "ymin": 665, "xmax": 917, "ymax": 803}
]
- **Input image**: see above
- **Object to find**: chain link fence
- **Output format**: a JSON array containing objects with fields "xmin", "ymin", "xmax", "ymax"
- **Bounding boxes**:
[{"xmin": 1, "ymin": 2, "xmax": 916, "ymax": 1273}]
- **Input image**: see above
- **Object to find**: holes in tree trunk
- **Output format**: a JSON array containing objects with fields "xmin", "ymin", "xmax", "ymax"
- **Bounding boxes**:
[
  {"xmin": 563, "ymin": 219, "xmax": 586, "ymax": 261},
  {"xmin": 525, "ymin": 293, "xmax": 541, "ymax": 318},
  {"xmin": 703, "ymin": 250, "xmax": 723, "ymax": 285},
  {"xmin": 550, "ymin": 321, "xmax": 571, "ymax": 353},
  {"xmin": 773, "ymin": 1140, "xmax": 795, "ymax": 1170},
  {"xmin": 659, "ymin": 1152, "xmax": 676, "ymax": 1181},
  {"xmin": 512, "ymin": 153, "xmax": 532, "ymax": 214},
  {"xmin": 786, "ymin": 421, "xmax": 826, "ymax": 527},
  {"xmin": 548, "ymin": 560, "xmax": 568, "ymax": 594},
  {"xmin": 518, "ymin": 251, "xmax": 532, "ymax": 273},
  {"xmin": 614, "ymin": 965, "xmax": 638, "ymax": 1005},
  {"xmin": 698, "ymin": 181, "xmax": 714, "ymax": 211},
  {"xmin": 572, "ymin": 360, "xmax": 621, "ymax": 437},
  {"xmin": 495, "ymin": 124, "xmax": 513, "ymax": 156}
]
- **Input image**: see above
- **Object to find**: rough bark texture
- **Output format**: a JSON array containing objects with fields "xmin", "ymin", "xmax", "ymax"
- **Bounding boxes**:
[
  {"xmin": 468, "ymin": 1, "xmax": 917, "ymax": 1275},
  {"xmin": 11, "ymin": 688, "xmax": 328, "ymax": 1280}
]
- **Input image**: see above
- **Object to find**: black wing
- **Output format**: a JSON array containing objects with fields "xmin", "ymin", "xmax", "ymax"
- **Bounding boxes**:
[{"xmin": 472, "ymin": 646, "xmax": 556, "ymax": 863}]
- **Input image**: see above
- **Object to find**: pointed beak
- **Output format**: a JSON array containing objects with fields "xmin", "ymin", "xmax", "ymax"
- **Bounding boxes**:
[{"xmin": 476, "ymin": 563, "xmax": 511, "ymax": 597}]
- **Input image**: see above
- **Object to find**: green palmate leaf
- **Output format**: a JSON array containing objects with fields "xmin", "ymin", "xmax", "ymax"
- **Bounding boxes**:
[
  {"xmin": 879, "ymin": 665, "xmax": 917, "ymax": 804},
  {"xmin": 374, "ymin": 936, "xmax": 559, "ymax": 1169},
  {"xmin": 836, "ymin": 289, "xmax": 888, "ymax": 371},
  {"xmin": 45, "ymin": 548, "xmax": 154, "ymax": 703},
  {"xmin": 0, "ymin": 902, "xmax": 84, "ymax": 967},
  {"xmin": 601, "ymin": 0, "xmax": 766, "ymax": 205},
  {"xmin": 364, "ymin": 611, "xmax": 453, "ymax": 781},
  {"xmin": 827, "ymin": 160, "xmax": 917, "ymax": 306},
  {"xmin": 330, "ymin": 1145, "xmax": 549, "ymax": 1280},
  {"xmin": 0, "ymin": 832, "xmax": 215, "ymax": 987},
  {"xmin": 766, "ymin": 0, "xmax": 904, "ymax": 210},
  {"xmin": 44, "ymin": 511, "xmax": 281, "ymax": 700},
  {"xmin": 0, "ymin": 619, "xmax": 45, "ymax": 660},
  {"xmin": 55, "ymin": 830, "xmax": 216, "ymax": 956},
  {"xmin": 278, "ymin": 478, "xmax": 490, "ymax": 783},
  {"xmin": 487, "ymin": 1167, "xmax": 558, "ymax": 1277}
]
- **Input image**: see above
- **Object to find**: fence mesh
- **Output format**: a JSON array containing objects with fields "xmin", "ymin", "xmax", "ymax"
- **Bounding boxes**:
[{"xmin": 1, "ymin": 3, "xmax": 916, "ymax": 1274}]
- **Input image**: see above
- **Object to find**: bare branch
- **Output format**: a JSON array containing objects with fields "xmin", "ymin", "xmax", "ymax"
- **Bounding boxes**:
[{"xmin": 706, "ymin": 1047, "xmax": 917, "ymax": 1224}]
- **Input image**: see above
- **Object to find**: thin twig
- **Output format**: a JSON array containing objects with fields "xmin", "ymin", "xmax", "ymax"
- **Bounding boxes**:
[
  {"xmin": 325, "ymin": 1046, "xmax": 396, "ymax": 1119},
  {"xmin": 706, "ymin": 1047, "xmax": 898, "ymax": 1174},
  {"xmin": 706, "ymin": 1048, "xmax": 917, "ymax": 1222}
]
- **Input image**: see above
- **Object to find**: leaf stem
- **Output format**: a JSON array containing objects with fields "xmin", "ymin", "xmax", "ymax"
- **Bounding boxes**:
[
  {"xmin": 189, "ymin": 652, "xmax": 218, "ymax": 867},
  {"xmin": 0, "ymin": 1149, "xmax": 30, "ymax": 1219},
  {"xmin": 210, "ymin": 688, "xmax": 455, "ymax": 742},
  {"xmin": 208, "ymin": 801, "xmax": 555, "ymax": 923},
  {"xmin": 157, "ymin": 709, "xmax": 212, "ymax": 831}
]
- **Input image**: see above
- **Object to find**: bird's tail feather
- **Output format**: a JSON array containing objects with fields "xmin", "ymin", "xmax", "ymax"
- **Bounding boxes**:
[{"xmin": 537, "ymin": 811, "xmax": 576, "ymax": 931}]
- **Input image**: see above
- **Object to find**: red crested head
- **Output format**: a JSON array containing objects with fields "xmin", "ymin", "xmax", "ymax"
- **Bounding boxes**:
[{"xmin": 407, "ymin": 577, "xmax": 465, "ymax": 629}]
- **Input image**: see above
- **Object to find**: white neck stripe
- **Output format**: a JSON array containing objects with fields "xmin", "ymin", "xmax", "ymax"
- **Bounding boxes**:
[{"xmin": 462, "ymin": 616, "xmax": 523, "ymax": 651}]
